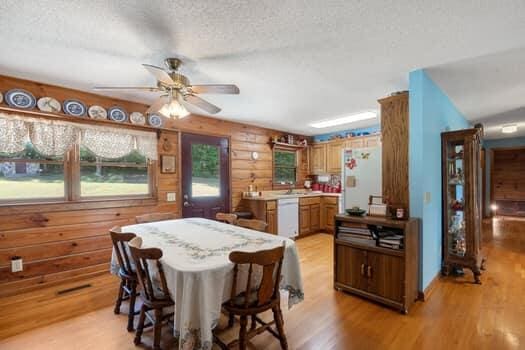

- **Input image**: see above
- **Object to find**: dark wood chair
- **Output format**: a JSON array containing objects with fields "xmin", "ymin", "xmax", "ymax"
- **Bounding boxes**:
[
  {"xmin": 135, "ymin": 212, "xmax": 177, "ymax": 224},
  {"xmin": 214, "ymin": 244, "xmax": 288, "ymax": 350},
  {"xmin": 216, "ymin": 212, "xmax": 238, "ymax": 225},
  {"xmin": 236, "ymin": 218, "xmax": 268, "ymax": 232},
  {"xmin": 128, "ymin": 237, "xmax": 175, "ymax": 350},
  {"xmin": 109, "ymin": 226, "xmax": 139, "ymax": 332}
]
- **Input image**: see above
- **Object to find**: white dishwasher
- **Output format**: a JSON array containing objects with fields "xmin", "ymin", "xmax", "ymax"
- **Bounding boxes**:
[{"xmin": 277, "ymin": 198, "xmax": 299, "ymax": 238}]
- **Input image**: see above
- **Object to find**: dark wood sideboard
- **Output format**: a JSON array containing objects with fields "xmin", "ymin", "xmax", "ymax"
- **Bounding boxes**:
[{"xmin": 333, "ymin": 214, "xmax": 420, "ymax": 314}]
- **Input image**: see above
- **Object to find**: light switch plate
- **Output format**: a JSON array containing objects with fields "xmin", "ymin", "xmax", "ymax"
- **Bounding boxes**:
[
  {"xmin": 424, "ymin": 192, "xmax": 431, "ymax": 204},
  {"xmin": 167, "ymin": 192, "xmax": 177, "ymax": 202},
  {"xmin": 11, "ymin": 258, "xmax": 23, "ymax": 272}
]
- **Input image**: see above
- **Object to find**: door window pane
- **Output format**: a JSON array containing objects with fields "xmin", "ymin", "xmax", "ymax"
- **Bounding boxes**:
[
  {"xmin": 80, "ymin": 147, "xmax": 149, "ymax": 197},
  {"xmin": 0, "ymin": 143, "xmax": 65, "ymax": 201},
  {"xmin": 191, "ymin": 144, "xmax": 220, "ymax": 197}
]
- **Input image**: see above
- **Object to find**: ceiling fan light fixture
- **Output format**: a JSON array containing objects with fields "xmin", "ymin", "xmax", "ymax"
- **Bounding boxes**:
[
  {"xmin": 501, "ymin": 124, "xmax": 518, "ymax": 134},
  {"xmin": 310, "ymin": 111, "xmax": 377, "ymax": 128},
  {"xmin": 158, "ymin": 94, "xmax": 190, "ymax": 119}
]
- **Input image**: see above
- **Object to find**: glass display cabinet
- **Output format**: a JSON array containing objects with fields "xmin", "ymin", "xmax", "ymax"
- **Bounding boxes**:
[{"xmin": 441, "ymin": 128, "xmax": 484, "ymax": 284}]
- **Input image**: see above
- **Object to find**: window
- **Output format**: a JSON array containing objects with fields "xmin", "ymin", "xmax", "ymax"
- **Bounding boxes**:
[
  {"xmin": 80, "ymin": 147, "xmax": 151, "ymax": 198},
  {"xmin": 274, "ymin": 149, "xmax": 297, "ymax": 184},
  {"xmin": 0, "ymin": 143, "xmax": 65, "ymax": 202}
]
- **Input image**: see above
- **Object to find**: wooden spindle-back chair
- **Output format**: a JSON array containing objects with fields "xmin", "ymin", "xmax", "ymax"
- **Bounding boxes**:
[
  {"xmin": 109, "ymin": 226, "xmax": 138, "ymax": 332},
  {"xmin": 214, "ymin": 243, "xmax": 288, "ymax": 350},
  {"xmin": 236, "ymin": 218, "xmax": 268, "ymax": 232},
  {"xmin": 128, "ymin": 237, "xmax": 174, "ymax": 350},
  {"xmin": 135, "ymin": 212, "xmax": 177, "ymax": 224},
  {"xmin": 216, "ymin": 212, "xmax": 238, "ymax": 225}
]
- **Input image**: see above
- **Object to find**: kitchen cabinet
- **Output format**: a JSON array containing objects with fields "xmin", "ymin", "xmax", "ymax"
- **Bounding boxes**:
[
  {"xmin": 344, "ymin": 138, "xmax": 364, "ymax": 149},
  {"xmin": 299, "ymin": 196, "xmax": 321, "ymax": 236},
  {"xmin": 266, "ymin": 200, "xmax": 277, "ymax": 234},
  {"xmin": 310, "ymin": 143, "xmax": 327, "ymax": 174},
  {"xmin": 334, "ymin": 215, "xmax": 420, "ymax": 314},
  {"xmin": 241, "ymin": 199, "xmax": 278, "ymax": 234},
  {"xmin": 321, "ymin": 196, "xmax": 339, "ymax": 233},
  {"xmin": 326, "ymin": 141, "xmax": 344, "ymax": 174}
]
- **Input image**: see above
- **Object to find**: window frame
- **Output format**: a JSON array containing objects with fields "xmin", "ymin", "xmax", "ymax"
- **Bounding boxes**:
[
  {"xmin": 273, "ymin": 148, "xmax": 298, "ymax": 186},
  {"xmin": 0, "ymin": 144, "xmax": 157, "ymax": 206}
]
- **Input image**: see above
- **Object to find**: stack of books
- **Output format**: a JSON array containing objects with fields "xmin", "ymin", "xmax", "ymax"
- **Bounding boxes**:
[
  {"xmin": 337, "ymin": 226, "xmax": 373, "ymax": 245},
  {"xmin": 378, "ymin": 235, "xmax": 404, "ymax": 250}
]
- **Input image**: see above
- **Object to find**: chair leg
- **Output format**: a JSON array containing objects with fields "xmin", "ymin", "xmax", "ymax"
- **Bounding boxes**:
[
  {"xmin": 134, "ymin": 305, "xmax": 147, "ymax": 346},
  {"xmin": 228, "ymin": 312, "xmax": 235, "ymax": 328},
  {"xmin": 114, "ymin": 279, "xmax": 125, "ymax": 315},
  {"xmin": 239, "ymin": 315, "xmax": 248, "ymax": 350},
  {"xmin": 273, "ymin": 306, "xmax": 288, "ymax": 350},
  {"xmin": 250, "ymin": 314, "xmax": 257, "ymax": 330},
  {"xmin": 127, "ymin": 281, "xmax": 137, "ymax": 332},
  {"xmin": 153, "ymin": 308, "xmax": 163, "ymax": 350}
]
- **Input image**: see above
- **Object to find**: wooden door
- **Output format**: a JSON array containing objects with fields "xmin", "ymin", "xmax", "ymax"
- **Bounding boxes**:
[
  {"xmin": 310, "ymin": 204, "xmax": 320, "ymax": 232},
  {"xmin": 181, "ymin": 133, "xmax": 230, "ymax": 219},
  {"xmin": 366, "ymin": 251, "xmax": 404, "ymax": 303},
  {"xmin": 326, "ymin": 141, "xmax": 344, "ymax": 174},
  {"xmin": 335, "ymin": 245, "xmax": 367, "ymax": 291},
  {"xmin": 299, "ymin": 205, "xmax": 311, "ymax": 235},
  {"xmin": 310, "ymin": 144, "xmax": 327, "ymax": 174}
]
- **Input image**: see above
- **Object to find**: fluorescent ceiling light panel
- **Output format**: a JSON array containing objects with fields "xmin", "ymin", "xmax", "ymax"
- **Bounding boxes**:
[
  {"xmin": 501, "ymin": 124, "xmax": 518, "ymax": 134},
  {"xmin": 310, "ymin": 111, "xmax": 377, "ymax": 128}
]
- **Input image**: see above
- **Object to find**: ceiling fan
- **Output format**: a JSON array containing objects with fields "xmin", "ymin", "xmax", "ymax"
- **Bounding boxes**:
[{"xmin": 94, "ymin": 58, "xmax": 239, "ymax": 118}]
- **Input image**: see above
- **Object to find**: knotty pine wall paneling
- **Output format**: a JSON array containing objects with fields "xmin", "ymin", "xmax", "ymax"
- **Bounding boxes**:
[{"xmin": 0, "ymin": 75, "xmax": 309, "ymax": 296}]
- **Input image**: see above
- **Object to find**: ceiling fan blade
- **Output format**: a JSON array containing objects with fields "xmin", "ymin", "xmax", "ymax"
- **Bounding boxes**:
[
  {"xmin": 184, "ymin": 94, "xmax": 221, "ymax": 114},
  {"xmin": 189, "ymin": 84, "xmax": 240, "ymax": 95},
  {"xmin": 142, "ymin": 64, "xmax": 175, "ymax": 86},
  {"xmin": 146, "ymin": 95, "xmax": 169, "ymax": 114},
  {"xmin": 93, "ymin": 86, "xmax": 160, "ymax": 92}
]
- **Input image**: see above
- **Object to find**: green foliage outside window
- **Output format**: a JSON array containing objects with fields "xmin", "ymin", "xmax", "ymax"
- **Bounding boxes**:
[
  {"xmin": 274, "ymin": 150, "xmax": 297, "ymax": 184},
  {"xmin": 192, "ymin": 144, "xmax": 219, "ymax": 178}
]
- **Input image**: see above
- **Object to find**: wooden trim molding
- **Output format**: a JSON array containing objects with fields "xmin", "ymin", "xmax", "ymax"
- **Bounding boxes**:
[{"xmin": 417, "ymin": 273, "xmax": 441, "ymax": 301}]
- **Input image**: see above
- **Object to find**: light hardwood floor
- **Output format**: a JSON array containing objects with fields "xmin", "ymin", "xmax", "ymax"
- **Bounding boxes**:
[{"xmin": 1, "ymin": 217, "xmax": 524, "ymax": 349}]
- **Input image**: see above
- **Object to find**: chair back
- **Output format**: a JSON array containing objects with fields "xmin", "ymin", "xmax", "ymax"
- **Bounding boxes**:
[
  {"xmin": 236, "ymin": 218, "xmax": 268, "ymax": 232},
  {"xmin": 109, "ymin": 226, "xmax": 136, "ymax": 278},
  {"xmin": 128, "ymin": 237, "xmax": 171, "ymax": 303},
  {"xmin": 216, "ymin": 212, "xmax": 238, "ymax": 225},
  {"xmin": 229, "ymin": 243, "xmax": 285, "ymax": 308},
  {"xmin": 135, "ymin": 212, "xmax": 177, "ymax": 224}
]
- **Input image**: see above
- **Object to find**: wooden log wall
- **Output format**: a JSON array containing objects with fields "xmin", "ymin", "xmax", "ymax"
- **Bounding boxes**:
[
  {"xmin": 0, "ymin": 75, "xmax": 309, "ymax": 296},
  {"xmin": 491, "ymin": 147, "xmax": 525, "ymax": 216}
]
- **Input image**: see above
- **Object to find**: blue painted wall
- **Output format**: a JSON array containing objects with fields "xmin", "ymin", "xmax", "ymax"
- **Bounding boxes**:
[
  {"xmin": 483, "ymin": 136, "xmax": 525, "ymax": 214},
  {"xmin": 313, "ymin": 125, "xmax": 380, "ymax": 142},
  {"xmin": 409, "ymin": 70, "xmax": 470, "ymax": 290}
]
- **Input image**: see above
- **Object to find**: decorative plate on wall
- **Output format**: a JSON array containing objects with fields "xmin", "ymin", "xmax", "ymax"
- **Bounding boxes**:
[
  {"xmin": 88, "ymin": 105, "xmax": 107, "ymax": 120},
  {"xmin": 148, "ymin": 114, "xmax": 163, "ymax": 127},
  {"xmin": 0, "ymin": 91, "xmax": 3, "ymax": 104},
  {"xmin": 5, "ymin": 89, "xmax": 37, "ymax": 109},
  {"xmin": 108, "ymin": 106, "xmax": 128, "ymax": 122},
  {"xmin": 130, "ymin": 112, "xmax": 146, "ymax": 125},
  {"xmin": 37, "ymin": 97, "xmax": 62, "ymax": 113},
  {"xmin": 63, "ymin": 99, "xmax": 87, "ymax": 117}
]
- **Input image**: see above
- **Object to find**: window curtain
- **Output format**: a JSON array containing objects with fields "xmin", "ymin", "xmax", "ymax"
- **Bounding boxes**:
[{"xmin": 0, "ymin": 113, "xmax": 158, "ymax": 160}]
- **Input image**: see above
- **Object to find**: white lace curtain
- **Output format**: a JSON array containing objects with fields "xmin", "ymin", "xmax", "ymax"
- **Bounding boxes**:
[{"xmin": 0, "ymin": 113, "xmax": 158, "ymax": 160}]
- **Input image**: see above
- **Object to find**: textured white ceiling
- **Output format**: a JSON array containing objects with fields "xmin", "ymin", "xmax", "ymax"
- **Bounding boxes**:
[
  {"xmin": 427, "ymin": 48, "xmax": 525, "ymax": 140},
  {"xmin": 1, "ymin": 1, "xmax": 525, "ymax": 135}
]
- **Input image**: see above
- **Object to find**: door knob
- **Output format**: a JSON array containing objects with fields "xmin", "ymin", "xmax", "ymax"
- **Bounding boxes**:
[{"xmin": 183, "ymin": 201, "xmax": 192, "ymax": 207}]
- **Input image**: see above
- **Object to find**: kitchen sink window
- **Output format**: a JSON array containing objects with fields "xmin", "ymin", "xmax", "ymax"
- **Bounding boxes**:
[{"xmin": 274, "ymin": 149, "xmax": 297, "ymax": 184}]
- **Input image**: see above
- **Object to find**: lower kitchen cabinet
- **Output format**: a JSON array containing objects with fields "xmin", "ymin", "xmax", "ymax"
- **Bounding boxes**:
[
  {"xmin": 299, "ymin": 197, "xmax": 321, "ymax": 236},
  {"xmin": 266, "ymin": 200, "xmax": 277, "ymax": 234},
  {"xmin": 321, "ymin": 196, "xmax": 339, "ymax": 233}
]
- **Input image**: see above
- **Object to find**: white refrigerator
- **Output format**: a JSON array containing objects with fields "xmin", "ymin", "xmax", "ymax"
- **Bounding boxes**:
[{"xmin": 341, "ymin": 145, "xmax": 382, "ymax": 211}]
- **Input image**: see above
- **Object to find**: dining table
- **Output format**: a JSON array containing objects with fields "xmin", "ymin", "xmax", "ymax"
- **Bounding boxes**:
[{"xmin": 110, "ymin": 217, "xmax": 304, "ymax": 350}]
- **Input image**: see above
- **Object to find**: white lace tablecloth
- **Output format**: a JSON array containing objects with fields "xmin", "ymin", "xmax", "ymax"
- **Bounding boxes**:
[{"xmin": 110, "ymin": 218, "xmax": 304, "ymax": 350}]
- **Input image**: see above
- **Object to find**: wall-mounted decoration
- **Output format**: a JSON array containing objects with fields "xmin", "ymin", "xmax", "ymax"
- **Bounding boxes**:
[
  {"xmin": 37, "ymin": 97, "xmax": 61, "ymax": 113},
  {"xmin": 63, "ymin": 99, "xmax": 87, "ymax": 117},
  {"xmin": 0, "ymin": 91, "xmax": 4, "ymax": 104},
  {"xmin": 161, "ymin": 155, "xmax": 176, "ymax": 173},
  {"xmin": 148, "ymin": 114, "xmax": 163, "ymax": 127},
  {"xmin": 88, "ymin": 105, "xmax": 107, "ymax": 120},
  {"xmin": 250, "ymin": 151, "xmax": 259, "ymax": 160},
  {"xmin": 5, "ymin": 89, "xmax": 36, "ymax": 109},
  {"xmin": 107, "ymin": 106, "xmax": 128, "ymax": 122},
  {"xmin": 162, "ymin": 137, "xmax": 172, "ymax": 152},
  {"xmin": 130, "ymin": 112, "xmax": 146, "ymax": 125}
]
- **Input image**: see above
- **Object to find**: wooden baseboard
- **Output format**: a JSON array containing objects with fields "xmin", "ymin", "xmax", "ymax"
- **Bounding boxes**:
[
  {"xmin": 418, "ymin": 273, "xmax": 440, "ymax": 301},
  {"xmin": 0, "ymin": 273, "xmax": 119, "ymax": 340}
]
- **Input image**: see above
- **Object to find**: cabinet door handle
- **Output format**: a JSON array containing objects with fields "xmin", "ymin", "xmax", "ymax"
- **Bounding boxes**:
[
  {"xmin": 367, "ymin": 265, "xmax": 373, "ymax": 278},
  {"xmin": 360, "ymin": 264, "xmax": 365, "ymax": 276}
]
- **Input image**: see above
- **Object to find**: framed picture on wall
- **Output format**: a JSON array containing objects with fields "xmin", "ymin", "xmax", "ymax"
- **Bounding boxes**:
[{"xmin": 161, "ymin": 155, "xmax": 176, "ymax": 174}]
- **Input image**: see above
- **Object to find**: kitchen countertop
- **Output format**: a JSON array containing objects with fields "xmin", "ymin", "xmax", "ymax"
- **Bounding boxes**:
[{"xmin": 242, "ymin": 191, "xmax": 341, "ymax": 201}]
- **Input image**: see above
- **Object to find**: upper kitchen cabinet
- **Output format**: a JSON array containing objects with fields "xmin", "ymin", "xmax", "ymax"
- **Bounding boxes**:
[
  {"xmin": 310, "ymin": 143, "xmax": 327, "ymax": 174},
  {"xmin": 326, "ymin": 141, "xmax": 345, "ymax": 174}
]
